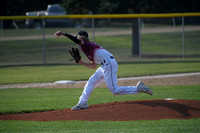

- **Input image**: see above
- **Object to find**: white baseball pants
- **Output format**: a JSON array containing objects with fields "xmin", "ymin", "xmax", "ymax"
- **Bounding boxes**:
[{"xmin": 78, "ymin": 58, "xmax": 139, "ymax": 104}]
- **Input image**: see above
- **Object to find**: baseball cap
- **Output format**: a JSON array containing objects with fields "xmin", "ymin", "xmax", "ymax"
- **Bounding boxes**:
[{"xmin": 77, "ymin": 30, "xmax": 88, "ymax": 37}]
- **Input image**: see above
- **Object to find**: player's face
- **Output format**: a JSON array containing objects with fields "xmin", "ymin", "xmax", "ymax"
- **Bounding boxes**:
[{"xmin": 77, "ymin": 35, "xmax": 82, "ymax": 40}]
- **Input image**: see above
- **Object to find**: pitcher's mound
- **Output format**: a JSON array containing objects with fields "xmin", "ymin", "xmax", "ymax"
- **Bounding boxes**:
[{"xmin": 0, "ymin": 99, "xmax": 200, "ymax": 121}]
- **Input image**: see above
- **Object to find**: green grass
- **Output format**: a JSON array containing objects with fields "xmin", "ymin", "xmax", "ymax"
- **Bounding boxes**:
[
  {"xmin": 0, "ymin": 31, "xmax": 200, "ymax": 66},
  {"xmin": 0, "ymin": 60, "xmax": 200, "ymax": 84},
  {"xmin": 141, "ymin": 31, "xmax": 200, "ymax": 55},
  {"xmin": 0, "ymin": 119, "xmax": 200, "ymax": 133},
  {"xmin": 0, "ymin": 85, "xmax": 199, "ymax": 114},
  {"xmin": 0, "ymin": 28, "xmax": 200, "ymax": 132},
  {"xmin": 0, "ymin": 85, "xmax": 200, "ymax": 132}
]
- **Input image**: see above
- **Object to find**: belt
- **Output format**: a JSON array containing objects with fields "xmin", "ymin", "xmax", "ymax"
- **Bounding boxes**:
[{"xmin": 101, "ymin": 56, "xmax": 114, "ymax": 65}]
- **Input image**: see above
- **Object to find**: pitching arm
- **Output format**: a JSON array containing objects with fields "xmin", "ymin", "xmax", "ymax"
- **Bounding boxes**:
[{"xmin": 54, "ymin": 31, "xmax": 83, "ymax": 45}]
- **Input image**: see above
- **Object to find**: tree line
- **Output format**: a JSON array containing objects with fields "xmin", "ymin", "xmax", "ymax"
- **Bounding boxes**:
[{"xmin": 1, "ymin": 0, "xmax": 200, "ymax": 16}]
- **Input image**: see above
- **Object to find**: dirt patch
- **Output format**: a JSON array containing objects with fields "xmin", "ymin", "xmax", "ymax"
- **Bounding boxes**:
[
  {"xmin": 0, "ymin": 99, "xmax": 200, "ymax": 121},
  {"xmin": 1, "ymin": 73, "xmax": 200, "ymax": 89}
]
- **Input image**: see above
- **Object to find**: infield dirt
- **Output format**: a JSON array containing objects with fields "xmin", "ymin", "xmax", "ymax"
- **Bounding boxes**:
[{"xmin": 0, "ymin": 99, "xmax": 200, "ymax": 121}]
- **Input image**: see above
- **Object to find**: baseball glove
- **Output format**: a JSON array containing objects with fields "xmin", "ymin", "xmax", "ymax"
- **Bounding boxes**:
[{"xmin": 68, "ymin": 47, "xmax": 81, "ymax": 63}]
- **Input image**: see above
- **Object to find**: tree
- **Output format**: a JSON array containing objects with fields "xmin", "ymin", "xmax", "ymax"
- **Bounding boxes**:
[{"xmin": 62, "ymin": 0, "xmax": 100, "ymax": 14}]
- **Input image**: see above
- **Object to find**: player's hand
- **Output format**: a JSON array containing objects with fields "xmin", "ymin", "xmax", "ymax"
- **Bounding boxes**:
[{"xmin": 54, "ymin": 31, "xmax": 64, "ymax": 38}]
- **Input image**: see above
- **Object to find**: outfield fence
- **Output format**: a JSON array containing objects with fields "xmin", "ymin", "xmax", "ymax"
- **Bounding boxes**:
[{"xmin": 0, "ymin": 13, "xmax": 200, "ymax": 66}]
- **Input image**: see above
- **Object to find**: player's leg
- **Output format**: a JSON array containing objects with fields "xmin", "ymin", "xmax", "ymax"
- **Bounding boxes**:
[
  {"xmin": 103, "ymin": 59, "xmax": 139, "ymax": 95},
  {"xmin": 71, "ymin": 67, "xmax": 104, "ymax": 110},
  {"xmin": 78, "ymin": 67, "xmax": 104, "ymax": 103}
]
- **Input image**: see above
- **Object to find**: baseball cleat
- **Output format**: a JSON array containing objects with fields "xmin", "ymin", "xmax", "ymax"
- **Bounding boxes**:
[
  {"xmin": 71, "ymin": 103, "xmax": 89, "ymax": 111},
  {"xmin": 136, "ymin": 81, "xmax": 153, "ymax": 95}
]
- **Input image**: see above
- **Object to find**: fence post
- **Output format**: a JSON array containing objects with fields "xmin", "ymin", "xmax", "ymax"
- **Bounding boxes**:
[
  {"xmin": 1, "ymin": 20, "xmax": 3, "ymax": 36},
  {"xmin": 92, "ymin": 18, "xmax": 95, "ymax": 42},
  {"xmin": 182, "ymin": 16, "xmax": 185, "ymax": 59},
  {"xmin": 132, "ymin": 18, "xmax": 139, "ymax": 57},
  {"xmin": 138, "ymin": 18, "xmax": 141, "ymax": 60},
  {"xmin": 42, "ymin": 19, "xmax": 46, "ymax": 64}
]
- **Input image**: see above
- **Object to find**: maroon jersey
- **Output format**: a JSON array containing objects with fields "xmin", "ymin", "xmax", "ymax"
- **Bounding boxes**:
[{"xmin": 80, "ymin": 41, "xmax": 102, "ymax": 61}]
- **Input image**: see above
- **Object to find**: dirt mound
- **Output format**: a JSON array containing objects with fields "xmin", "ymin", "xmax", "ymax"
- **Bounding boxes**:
[{"xmin": 0, "ymin": 99, "xmax": 200, "ymax": 121}]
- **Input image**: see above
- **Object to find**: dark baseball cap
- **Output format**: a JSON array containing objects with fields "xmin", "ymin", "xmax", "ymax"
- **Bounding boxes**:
[{"xmin": 77, "ymin": 30, "xmax": 88, "ymax": 37}]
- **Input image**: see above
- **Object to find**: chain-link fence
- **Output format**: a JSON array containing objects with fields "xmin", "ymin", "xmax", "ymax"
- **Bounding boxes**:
[{"xmin": 0, "ymin": 14, "xmax": 200, "ymax": 66}]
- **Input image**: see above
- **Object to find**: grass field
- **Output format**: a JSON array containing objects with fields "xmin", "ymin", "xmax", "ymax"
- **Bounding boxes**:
[
  {"xmin": 0, "ymin": 85, "xmax": 200, "ymax": 114},
  {"xmin": 0, "ymin": 28, "xmax": 199, "ymax": 132},
  {"xmin": 0, "ymin": 119, "xmax": 200, "ymax": 133},
  {"xmin": 0, "ymin": 85, "xmax": 200, "ymax": 132},
  {"xmin": 0, "ymin": 60, "xmax": 200, "ymax": 84},
  {"xmin": 0, "ymin": 61, "xmax": 200, "ymax": 132}
]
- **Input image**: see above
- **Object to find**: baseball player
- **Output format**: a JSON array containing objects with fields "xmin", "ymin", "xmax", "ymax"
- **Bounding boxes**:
[{"xmin": 54, "ymin": 30, "xmax": 153, "ymax": 110}]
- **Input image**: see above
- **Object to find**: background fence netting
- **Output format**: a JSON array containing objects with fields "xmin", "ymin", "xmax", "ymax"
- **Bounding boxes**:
[{"xmin": 0, "ymin": 15, "xmax": 200, "ymax": 66}]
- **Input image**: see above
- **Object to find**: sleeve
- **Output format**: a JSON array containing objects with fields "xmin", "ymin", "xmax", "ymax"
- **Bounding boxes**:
[{"xmin": 64, "ymin": 33, "xmax": 82, "ymax": 44}]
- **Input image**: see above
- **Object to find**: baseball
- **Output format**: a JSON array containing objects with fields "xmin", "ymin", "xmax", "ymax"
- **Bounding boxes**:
[{"xmin": 37, "ymin": 12, "xmax": 42, "ymax": 17}]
